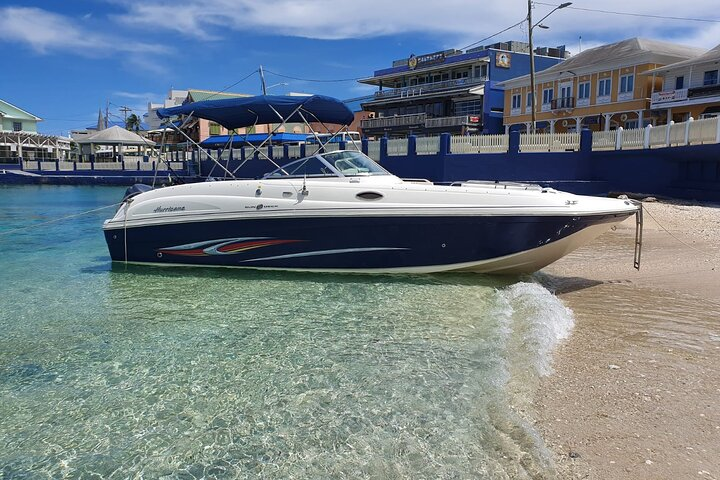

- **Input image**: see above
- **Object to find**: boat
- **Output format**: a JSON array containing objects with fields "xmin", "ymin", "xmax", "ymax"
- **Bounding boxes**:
[{"xmin": 102, "ymin": 95, "xmax": 641, "ymax": 274}]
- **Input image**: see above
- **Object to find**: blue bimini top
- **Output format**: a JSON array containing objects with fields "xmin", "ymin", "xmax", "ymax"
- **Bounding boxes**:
[{"xmin": 156, "ymin": 95, "xmax": 354, "ymax": 129}]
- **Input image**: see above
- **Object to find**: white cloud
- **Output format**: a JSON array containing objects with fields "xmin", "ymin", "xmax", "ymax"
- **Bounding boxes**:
[
  {"xmin": 0, "ymin": 7, "xmax": 170, "ymax": 56},
  {"xmin": 109, "ymin": 0, "xmax": 720, "ymax": 50},
  {"xmin": 112, "ymin": 91, "xmax": 162, "ymax": 100}
]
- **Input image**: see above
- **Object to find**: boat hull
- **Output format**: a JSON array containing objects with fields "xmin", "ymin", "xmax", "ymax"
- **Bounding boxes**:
[{"xmin": 104, "ymin": 212, "xmax": 633, "ymax": 274}]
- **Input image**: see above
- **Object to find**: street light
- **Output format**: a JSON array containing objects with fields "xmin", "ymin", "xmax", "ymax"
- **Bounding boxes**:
[{"xmin": 528, "ymin": 1, "xmax": 572, "ymax": 133}]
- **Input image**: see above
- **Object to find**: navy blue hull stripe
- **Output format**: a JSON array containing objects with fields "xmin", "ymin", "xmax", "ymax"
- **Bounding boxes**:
[
  {"xmin": 240, "ymin": 247, "xmax": 408, "ymax": 262},
  {"xmin": 104, "ymin": 213, "xmax": 631, "ymax": 269}
]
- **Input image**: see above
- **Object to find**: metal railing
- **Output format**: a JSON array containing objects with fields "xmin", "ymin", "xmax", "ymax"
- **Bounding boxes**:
[
  {"xmin": 550, "ymin": 97, "xmax": 575, "ymax": 110},
  {"xmin": 426, "ymin": 115, "xmax": 471, "ymax": 129},
  {"xmin": 374, "ymin": 76, "xmax": 486, "ymax": 99},
  {"xmin": 361, "ymin": 114, "xmax": 426, "ymax": 130}
]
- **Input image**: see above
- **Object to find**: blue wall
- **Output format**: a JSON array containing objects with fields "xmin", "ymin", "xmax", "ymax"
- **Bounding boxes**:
[{"xmin": 9, "ymin": 135, "xmax": 720, "ymax": 201}]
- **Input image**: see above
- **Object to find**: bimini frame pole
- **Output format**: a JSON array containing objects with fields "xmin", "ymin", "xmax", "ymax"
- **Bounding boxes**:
[
  {"xmin": 230, "ymin": 102, "xmax": 308, "ymax": 176},
  {"xmin": 299, "ymin": 110, "xmax": 360, "ymax": 153},
  {"xmin": 164, "ymin": 114, "xmax": 237, "ymax": 179}
]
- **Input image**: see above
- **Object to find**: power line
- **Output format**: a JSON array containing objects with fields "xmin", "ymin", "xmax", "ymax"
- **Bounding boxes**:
[
  {"xmin": 535, "ymin": 2, "xmax": 720, "ymax": 23},
  {"xmin": 204, "ymin": 70, "xmax": 260, "ymax": 100},
  {"xmin": 264, "ymin": 69, "xmax": 363, "ymax": 83}
]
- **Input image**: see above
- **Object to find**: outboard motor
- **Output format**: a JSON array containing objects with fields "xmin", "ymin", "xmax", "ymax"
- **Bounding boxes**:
[{"xmin": 121, "ymin": 184, "xmax": 153, "ymax": 203}]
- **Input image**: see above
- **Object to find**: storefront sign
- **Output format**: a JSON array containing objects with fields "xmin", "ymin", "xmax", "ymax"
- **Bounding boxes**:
[
  {"xmin": 496, "ymin": 52, "xmax": 511, "ymax": 68},
  {"xmin": 408, "ymin": 51, "xmax": 446, "ymax": 70}
]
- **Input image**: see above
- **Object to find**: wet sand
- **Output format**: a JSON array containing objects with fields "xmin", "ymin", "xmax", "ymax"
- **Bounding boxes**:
[{"xmin": 536, "ymin": 200, "xmax": 720, "ymax": 480}]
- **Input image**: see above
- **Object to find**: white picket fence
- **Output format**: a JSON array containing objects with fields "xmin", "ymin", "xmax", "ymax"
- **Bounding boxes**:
[
  {"xmin": 287, "ymin": 145, "xmax": 303, "ymax": 159},
  {"xmin": 367, "ymin": 140, "xmax": 381, "ymax": 161},
  {"xmin": 591, "ymin": 131, "xmax": 616, "ymax": 151},
  {"xmin": 387, "ymin": 138, "xmax": 409, "ymax": 156},
  {"xmin": 689, "ymin": 117, "xmax": 719, "ymax": 145},
  {"xmin": 451, "ymin": 134, "xmax": 508, "ymax": 153},
  {"xmin": 619, "ymin": 128, "xmax": 645, "ymax": 150},
  {"xmin": 649, "ymin": 125, "xmax": 668, "ymax": 148},
  {"xmin": 668, "ymin": 122, "xmax": 686, "ymax": 147},
  {"xmin": 519, "ymin": 132, "xmax": 581, "ymax": 153},
  {"xmin": 416, "ymin": 136, "xmax": 440, "ymax": 155}
]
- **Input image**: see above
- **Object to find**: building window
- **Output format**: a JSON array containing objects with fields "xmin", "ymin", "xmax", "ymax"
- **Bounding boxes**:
[
  {"xmin": 12, "ymin": 122, "xmax": 22, "ymax": 132},
  {"xmin": 209, "ymin": 122, "xmax": 221, "ymax": 135},
  {"xmin": 703, "ymin": 70, "xmax": 718, "ymax": 86},
  {"xmin": 511, "ymin": 94, "xmax": 521, "ymax": 109},
  {"xmin": 542, "ymin": 88, "xmax": 554, "ymax": 105},
  {"xmin": 578, "ymin": 82, "xmax": 590, "ymax": 99},
  {"xmin": 598, "ymin": 78, "xmax": 612, "ymax": 97},
  {"xmin": 619, "ymin": 74, "xmax": 634, "ymax": 94},
  {"xmin": 675, "ymin": 76, "xmax": 684, "ymax": 90},
  {"xmin": 454, "ymin": 99, "xmax": 483, "ymax": 116},
  {"xmin": 527, "ymin": 92, "xmax": 533, "ymax": 108}
]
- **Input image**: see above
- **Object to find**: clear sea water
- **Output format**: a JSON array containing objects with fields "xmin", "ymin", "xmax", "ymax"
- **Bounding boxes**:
[{"xmin": 0, "ymin": 185, "xmax": 574, "ymax": 479}]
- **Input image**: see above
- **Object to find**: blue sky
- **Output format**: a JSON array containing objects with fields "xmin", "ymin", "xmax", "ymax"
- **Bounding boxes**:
[{"xmin": 1, "ymin": 0, "xmax": 718, "ymax": 136}]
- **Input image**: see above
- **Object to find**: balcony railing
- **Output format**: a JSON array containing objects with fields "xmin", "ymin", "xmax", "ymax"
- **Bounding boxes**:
[
  {"xmin": 551, "ymin": 97, "xmax": 575, "ymax": 110},
  {"xmin": 374, "ymin": 76, "xmax": 487, "ymax": 100},
  {"xmin": 425, "ymin": 115, "xmax": 474, "ymax": 128},
  {"xmin": 689, "ymin": 84, "xmax": 720, "ymax": 98},
  {"xmin": 651, "ymin": 84, "xmax": 720, "ymax": 107},
  {"xmin": 651, "ymin": 88, "xmax": 689, "ymax": 105},
  {"xmin": 360, "ymin": 113, "xmax": 426, "ymax": 130},
  {"xmin": 361, "ymin": 114, "xmax": 478, "ymax": 131}
]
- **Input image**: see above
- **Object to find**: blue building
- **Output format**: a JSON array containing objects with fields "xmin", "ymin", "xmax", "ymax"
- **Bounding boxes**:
[{"xmin": 358, "ymin": 41, "xmax": 567, "ymax": 137}]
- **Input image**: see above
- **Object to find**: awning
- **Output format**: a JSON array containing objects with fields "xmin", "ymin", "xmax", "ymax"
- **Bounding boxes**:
[
  {"xmin": 157, "ymin": 95, "xmax": 355, "ymax": 129},
  {"xmin": 199, "ymin": 133, "xmax": 309, "ymax": 148},
  {"xmin": 468, "ymin": 85, "xmax": 485, "ymax": 96}
]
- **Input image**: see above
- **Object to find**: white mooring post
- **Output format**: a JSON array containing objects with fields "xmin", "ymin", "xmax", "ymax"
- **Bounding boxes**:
[
  {"xmin": 666, "ymin": 120, "xmax": 674, "ymax": 147},
  {"xmin": 615, "ymin": 126, "xmax": 624, "ymax": 150},
  {"xmin": 643, "ymin": 124, "xmax": 652, "ymax": 149},
  {"xmin": 684, "ymin": 117, "xmax": 693, "ymax": 145}
]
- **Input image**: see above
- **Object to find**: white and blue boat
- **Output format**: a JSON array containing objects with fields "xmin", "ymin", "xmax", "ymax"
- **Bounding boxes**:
[{"xmin": 103, "ymin": 95, "xmax": 640, "ymax": 274}]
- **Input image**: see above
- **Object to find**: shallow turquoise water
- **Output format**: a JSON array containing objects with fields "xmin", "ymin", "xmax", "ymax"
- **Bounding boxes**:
[{"xmin": 0, "ymin": 185, "xmax": 573, "ymax": 479}]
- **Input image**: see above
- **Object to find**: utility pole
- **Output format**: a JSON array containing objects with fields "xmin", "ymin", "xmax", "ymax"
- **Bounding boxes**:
[
  {"xmin": 528, "ymin": 0, "xmax": 536, "ymax": 133},
  {"xmin": 527, "ymin": 1, "xmax": 572, "ymax": 134},
  {"xmin": 259, "ymin": 65, "xmax": 267, "ymax": 95},
  {"xmin": 119, "ymin": 106, "xmax": 132, "ymax": 123}
]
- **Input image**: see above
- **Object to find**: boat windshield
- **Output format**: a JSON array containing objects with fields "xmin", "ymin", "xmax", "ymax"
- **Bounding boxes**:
[{"xmin": 263, "ymin": 151, "xmax": 390, "ymax": 178}]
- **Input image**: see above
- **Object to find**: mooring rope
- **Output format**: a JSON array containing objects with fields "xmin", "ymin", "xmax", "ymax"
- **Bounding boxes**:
[
  {"xmin": 0, "ymin": 203, "xmax": 121, "ymax": 237},
  {"xmin": 642, "ymin": 204, "xmax": 717, "ymax": 258}
]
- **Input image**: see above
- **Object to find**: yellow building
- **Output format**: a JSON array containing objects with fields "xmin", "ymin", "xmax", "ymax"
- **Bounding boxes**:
[
  {"xmin": 646, "ymin": 43, "xmax": 720, "ymax": 122},
  {"xmin": 500, "ymin": 38, "xmax": 704, "ymax": 133}
]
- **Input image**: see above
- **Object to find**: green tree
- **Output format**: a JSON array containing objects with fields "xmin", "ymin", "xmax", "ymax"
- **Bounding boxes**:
[{"xmin": 125, "ymin": 114, "xmax": 141, "ymax": 132}]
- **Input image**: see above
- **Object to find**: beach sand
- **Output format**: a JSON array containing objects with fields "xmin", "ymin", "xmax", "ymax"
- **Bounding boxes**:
[{"xmin": 535, "ymin": 200, "xmax": 720, "ymax": 480}]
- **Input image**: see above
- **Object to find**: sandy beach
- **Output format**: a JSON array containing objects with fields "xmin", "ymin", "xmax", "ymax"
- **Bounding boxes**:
[{"xmin": 536, "ymin": 199, "xmax": 720, "ymax": 479}]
